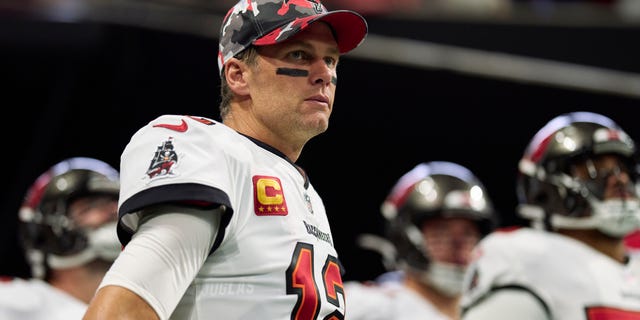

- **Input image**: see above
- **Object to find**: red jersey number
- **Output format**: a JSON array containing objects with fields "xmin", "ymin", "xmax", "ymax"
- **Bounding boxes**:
[
  {"xmin": 287, "ymin": 242, "xmax": 345, "ymax": 320},
  {"xmin": 586, "ymin": 306, "xmax": 640, "ymax": 320}
]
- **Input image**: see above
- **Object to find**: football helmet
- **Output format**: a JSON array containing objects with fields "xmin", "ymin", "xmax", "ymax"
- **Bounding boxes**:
[
  {"xmin": 379, "ymin": 161, "xmax": 498, "ymax": 296},
  {"xmin": 517, "ymin": 111, "xmax": 640, "ymax": 238},
  {"xmin": 18, "ymin": 157, "xmax": 121, "ymax": 278}
]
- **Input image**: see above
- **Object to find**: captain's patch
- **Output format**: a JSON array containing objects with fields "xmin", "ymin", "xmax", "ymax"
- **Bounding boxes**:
[{"xmin": 253, "ymin": 175, "xmax": 288, "ymax": 216}]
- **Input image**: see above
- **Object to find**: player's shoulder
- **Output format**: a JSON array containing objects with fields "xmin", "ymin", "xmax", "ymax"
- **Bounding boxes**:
[
  {"xmin": 462, "ymin": 228, "xmax": 549, "ymax": 311},
  {"xmin": 0, "ymin": 277, "xmax": 42, "ymax": 310},
  {"xmin": 126, "ymin": 115, "xmax": 239, "ymax": 151},
  {"xmin": 469, "ymin": 226, "xmax": 587, "ymax": 288},
  {"xmin": 344, "ymin": 281, "xmax": 397, "ymax": 319},
  {"xmin": 147, "ymin": 115, "xmax": 222, "ymax": 134},
  {"xmin": 472, "ymin": 226, "xmax": 560, "ymax": 272},
  {"xmin": 0, "ymin": 278, "xmax": 86, "ymax": 317},
  {"xmin": 481, "ymin": 225, "xmax": 549, "ymax": 246},
  {"xmin": 486, "ymin": 226, "xmax": 584, "ymax": 251},
  {"xmin": 346, "ymin": 279, "xmax": 448, "ymax": 319}
]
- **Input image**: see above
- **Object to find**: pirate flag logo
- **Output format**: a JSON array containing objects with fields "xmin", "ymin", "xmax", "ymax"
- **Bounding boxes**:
[{"xmin": 147, "ymin": 137, "xmax": 178, "ymax": 179}]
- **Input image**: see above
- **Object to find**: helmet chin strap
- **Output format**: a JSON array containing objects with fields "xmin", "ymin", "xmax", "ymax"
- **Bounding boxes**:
[{"xmin": 48, "ymin": 221, "xmax": 121, "ymax": 270}]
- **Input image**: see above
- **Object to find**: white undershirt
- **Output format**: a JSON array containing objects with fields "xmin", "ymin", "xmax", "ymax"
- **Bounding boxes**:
[{"xmin": 98, "ymin": 205, "xmax": 222, "ymax": 320}]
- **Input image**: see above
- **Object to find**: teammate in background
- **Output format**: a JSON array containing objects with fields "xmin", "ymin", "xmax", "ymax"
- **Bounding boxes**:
[
  {"xmin": 460, "ymin": 111, "xmax": 640, "ymax": 319},
  {"xmin": 0, "ymin": 157, "xmax": 121, "ymax": 319},
  {"xmin": 83, "ymin": 0, "xmax": 368, "ymax": 319},
  {"xmin": 344, "ymin": 161, "xmax": 498, "ymax": 320}
]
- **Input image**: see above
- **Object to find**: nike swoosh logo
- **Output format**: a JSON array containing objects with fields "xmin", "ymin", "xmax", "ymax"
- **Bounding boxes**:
[{"xmin": 153, "ymin": 119, "xmax": 188, "ymax": 132}]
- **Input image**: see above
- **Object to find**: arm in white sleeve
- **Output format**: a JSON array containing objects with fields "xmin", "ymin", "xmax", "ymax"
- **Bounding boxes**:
[
  {"xmin": 98, "ymin": 204, "xmax": 222, "ymax": 320},
  {"xmin": 462, "ymin": 288, "xmax": 550, "ymax": 320}
]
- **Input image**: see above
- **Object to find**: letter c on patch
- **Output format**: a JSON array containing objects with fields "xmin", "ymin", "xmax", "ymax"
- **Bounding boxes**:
[{"xmin": 253, "ymin": 175, "xmax": 288, "ymax": 216}]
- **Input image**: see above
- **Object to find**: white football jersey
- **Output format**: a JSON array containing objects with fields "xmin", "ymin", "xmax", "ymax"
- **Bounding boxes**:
[
  {"xmin": 0, "ymin": 277, "xmax": 86, "ymax": 320},
  {"xmin": 117, "ymin": 115, "xmax": 344, "ymax": 319},
  {"xmin": 461, "ymin": 227, "xmax": 640, "ymax": 319},
  {"xmin": 344, "ymin": 279, "xmax": 450, "ymax": 320}
]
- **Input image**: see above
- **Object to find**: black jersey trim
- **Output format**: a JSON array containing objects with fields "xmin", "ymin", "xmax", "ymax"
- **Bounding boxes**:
[
  {"xmin": 117, "ymin": 183, "xmax": 232, "ymax": 249},
  {"xmin": 240, "ymin": 133, "xmax": 311, "ymax": 189}
]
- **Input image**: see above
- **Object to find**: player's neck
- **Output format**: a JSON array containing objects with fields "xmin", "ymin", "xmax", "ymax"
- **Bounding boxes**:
[
  {"xmin": 49, "ymin": 267, "xmax": 103, "ymax": 304},
  {"xmin": 559, "ymin": 229, "xmax": 626, "ymax": 263},
  {"xmin": 224, "ymin": 114, "xmax": 304, "ymax": 162},
  {"xmin": 405, "ymin": 276, "xmax": 461, "ymax": 319}
]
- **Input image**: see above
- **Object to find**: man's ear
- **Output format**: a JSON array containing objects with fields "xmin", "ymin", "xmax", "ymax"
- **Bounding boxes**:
[{"xmin": 224, "ymin": 58, "xmax": 250, "ymax": 96}]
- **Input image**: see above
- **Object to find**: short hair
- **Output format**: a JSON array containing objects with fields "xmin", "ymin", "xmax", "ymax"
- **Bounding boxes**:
[{"xmin": 219, "ymin": 46, "xmax": 259, "ymax": 120}]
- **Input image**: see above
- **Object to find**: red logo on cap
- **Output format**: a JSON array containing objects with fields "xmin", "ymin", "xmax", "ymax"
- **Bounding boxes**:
[{"xmin": 253, "ymin": 175, "xmax": 288, "ymax": 216}]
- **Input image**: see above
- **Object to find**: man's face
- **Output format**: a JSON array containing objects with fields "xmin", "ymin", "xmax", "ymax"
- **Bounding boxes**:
[
  {"xmin": 421, "ymin": 217, "xmax": 481, "ymax": 266},
  {"xmin": 68, "ymin": 195, "xmax": 118, "ymax": 229},
  {"xmin": 570, "ymin": 154, "xmax": 637, "ymax": 201},
  {"xmin": 245, "ymin": 21, "xmax": 340, "ymax": 143}
]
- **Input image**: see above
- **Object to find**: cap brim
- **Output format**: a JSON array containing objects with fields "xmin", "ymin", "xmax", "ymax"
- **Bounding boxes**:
[{"xmin": 253, "ymin": 10, "xmax": 367, "ymax": 54}]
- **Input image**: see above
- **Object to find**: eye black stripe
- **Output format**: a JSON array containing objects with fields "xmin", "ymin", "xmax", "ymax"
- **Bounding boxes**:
[{"xmin": 276, "ymin": 68, "xmax": 308, "ymax": 77}]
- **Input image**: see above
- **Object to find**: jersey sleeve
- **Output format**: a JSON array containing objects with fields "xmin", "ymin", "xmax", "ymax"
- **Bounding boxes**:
[
  {"xmin": 462, "ymin": 288, "xmax": 550, "ymax": 320},
  {"xmin": 116, "ymin": 115, "xmax": 234, "ymax": 245},
  {"xmin": 461, "ymin": 229, "xmax": 551, "ymax": 318},
  {"xmin": 98, "ymin": 205, "xmax": 221, "ymax": 320},
  {"xmin": 461, "ymin": 231, "xmax": 513, "ymax": 308}
]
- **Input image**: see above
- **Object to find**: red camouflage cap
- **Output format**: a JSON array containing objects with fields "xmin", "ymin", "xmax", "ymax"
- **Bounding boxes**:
[{"xmin": 217, "ymin": 0, "xmax": 368, "ymax": 75}]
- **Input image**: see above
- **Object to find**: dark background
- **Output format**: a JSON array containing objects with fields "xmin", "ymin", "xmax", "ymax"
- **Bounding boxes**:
[{"xmin": 2, "ymin": 4, "xmax": 640, "ymax": 282}]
